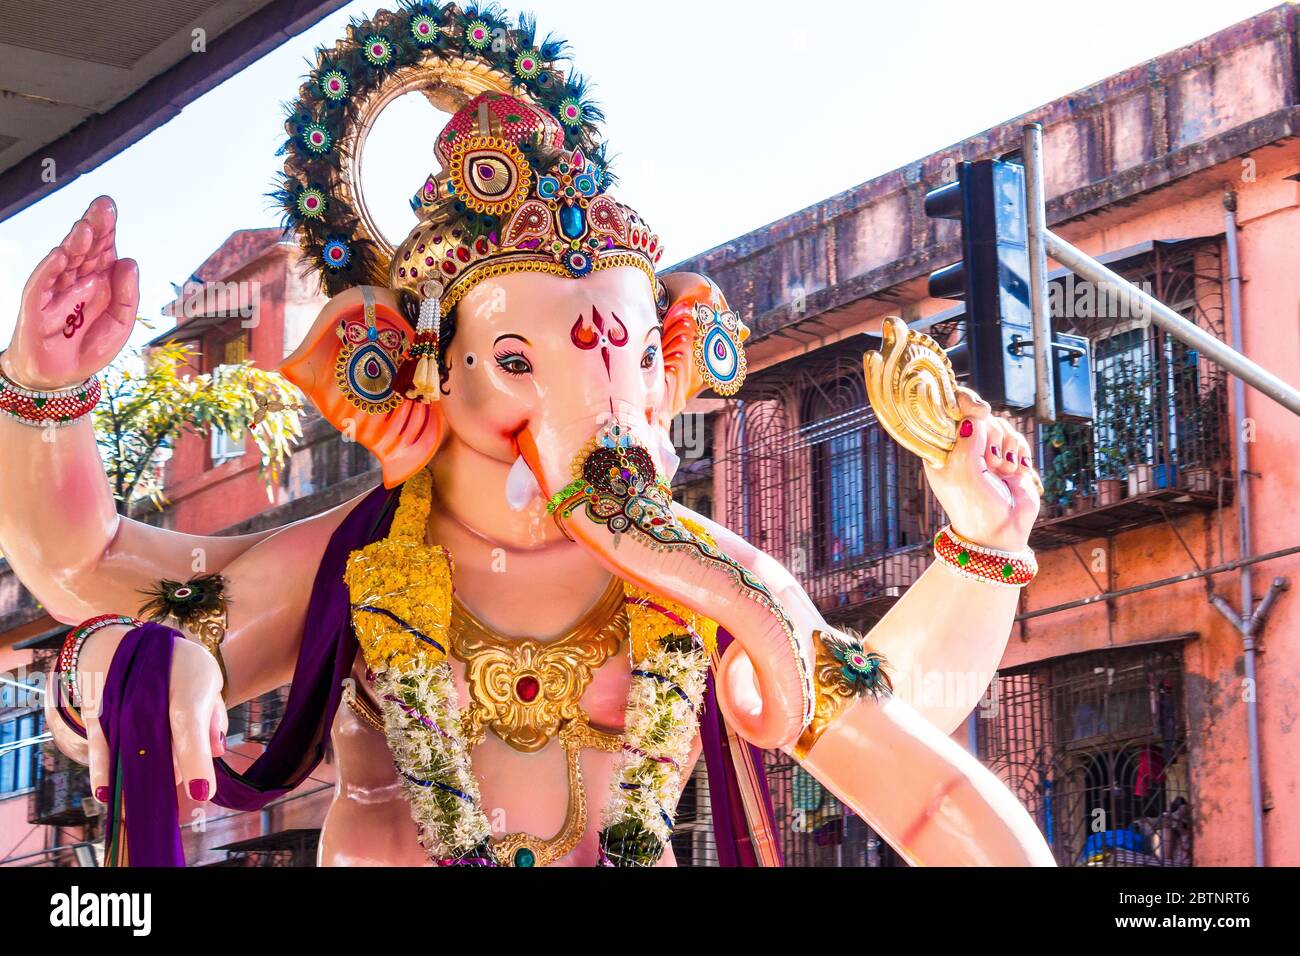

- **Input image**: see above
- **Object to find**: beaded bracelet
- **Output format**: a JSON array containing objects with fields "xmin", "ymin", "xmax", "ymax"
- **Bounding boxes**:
[
  {"xmin": 56, "ymin": 614, "xmax": 143, "ymax": 708},
  {"xmin": 933, "ymin": 525, "xmax": 1037, "ymax": 587},
  {"xmin": 0, "ymin": 360, "xmax": 100, "ymax": 428}
]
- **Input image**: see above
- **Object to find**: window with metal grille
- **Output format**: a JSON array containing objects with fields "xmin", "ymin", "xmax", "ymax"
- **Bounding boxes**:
[
  {"xmin": 976, "ymin": 643, "xmax": 1192, "ymax": 866},
  {"xmin": 805, "ymin": 377, "xmax": 902, "ymax": 568},
  {"xmin": 763, "ymin": 750, "xmax": 904, "ymax": 867},
  {"xmin": 206, "ymin": 331, "xmax": 252, "ymax": 465},
  {"xmin": 1037, "ymin": 240, "xmax": 1229, "ymax": 516},
  {"xmin": 715, "ymin": 353, "xmax": 943, "ymax": 623},
  {"xmin": 0, "ymin": 711, "xmax": 40, "ymax": 795},
  {"xmin": 226, "ymin": 687, "xmax": 289, "ymax": 745},
  {"xmin": 672, "ymin": 761, "xmax": 719, "ymax": 866}
]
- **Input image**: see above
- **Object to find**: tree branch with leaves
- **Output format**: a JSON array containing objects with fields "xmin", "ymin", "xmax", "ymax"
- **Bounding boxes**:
[{"xmin": 93, "ymin": 340, "xmax": 303, "ymax": 514}]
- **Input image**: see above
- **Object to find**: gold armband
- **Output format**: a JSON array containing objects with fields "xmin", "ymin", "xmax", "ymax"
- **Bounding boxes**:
[
  {"xmin": 792, "ymin": 629, "xmax": 892, "ymax": 761},
  {"xmin": 138, "ymin": 574, "xmax": 230, "ymax": 696}
]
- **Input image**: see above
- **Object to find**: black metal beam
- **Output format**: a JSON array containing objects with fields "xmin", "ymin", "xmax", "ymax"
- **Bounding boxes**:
[{"xmin": 0, "ymin": 0, "xmax": 351, "ymax": 223}]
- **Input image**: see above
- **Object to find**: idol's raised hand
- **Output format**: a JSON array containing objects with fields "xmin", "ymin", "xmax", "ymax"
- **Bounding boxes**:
[
  {"xmin": 923, "ymin": 387, "xmax": 1042, "ymax": 553},
  {"xmin": 4, "ymin": 196, "xmax": 138, "ymax": 389}
]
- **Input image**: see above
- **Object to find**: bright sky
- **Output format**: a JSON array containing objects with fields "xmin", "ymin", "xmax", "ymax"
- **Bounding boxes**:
[{"xmin": 0, "ymin": 0, "xmax": 1278, "ymax": 348}]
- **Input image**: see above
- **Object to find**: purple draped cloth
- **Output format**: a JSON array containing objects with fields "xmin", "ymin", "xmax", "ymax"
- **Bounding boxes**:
[
  {"xmin": 97, "ymin": 482, "xmax": 779, "ymax": 866},
  {"xmin": 99, "ymin": 623, "xmax": 185, "ymax": 866},
  {"xmin": 98, "ymin": 483, "xmax": 399, "ymax": 865},
  {"xmin": 699, "ymin": 628, "xmax": 783, "ymax": 867}
]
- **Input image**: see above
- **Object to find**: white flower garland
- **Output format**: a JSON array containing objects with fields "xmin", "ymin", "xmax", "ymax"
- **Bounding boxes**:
[
  {"xmin": 373, "ymin": 659, "xmax": 494, "ymax": 863},
  {"xmin": 365, "ymin": 616, "xmax": 710, "ymax": 866},
  {"xmin": 602, "ymin": 639, "xmax": 709, "ymax": 861}
]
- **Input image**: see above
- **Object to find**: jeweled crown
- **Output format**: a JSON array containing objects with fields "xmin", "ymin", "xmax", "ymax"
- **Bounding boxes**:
[
  {"xmin": 276, "ymin": 3, "xmax": 663, "ymax": 322},
  {"xmin": 277, "ymin": 3, "xmax": 700, "ymax": 406},
  {"xmin": 389, "ymin": 90, "xmax": 662, "ymax": 317}
]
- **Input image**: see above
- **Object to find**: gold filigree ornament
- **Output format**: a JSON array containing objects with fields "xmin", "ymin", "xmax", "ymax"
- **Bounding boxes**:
[
  {"xmin": 343, "ymin": 576, "xmax": 629, "ymax": 752},
  {"xmin": 863, "ymin": 316, "xmax": 963, "ymax": 467},
  {"xmin": 452, "ymin": 577, "xmax": 626, "ymax": 752},
  {"xmin": 137, "ymin": 573, "xmax": 230, "ymax": 696}
]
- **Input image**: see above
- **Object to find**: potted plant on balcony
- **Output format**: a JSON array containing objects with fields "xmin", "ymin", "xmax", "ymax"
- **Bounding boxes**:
[
  {"xmin": 1093, "ymin": 443, "xmax": 1126, "ymax": 506},
  {"xmin": 1042, "ymin": 421, "xmax": 1093, "ymax": 515},
  {"xmin": 1100, "ymin": 372, "xmax": 1156, "ymax": 497},
  {"xmin": 1178, "ymin": 385, "xmax": 1226, "ymax": 494}
]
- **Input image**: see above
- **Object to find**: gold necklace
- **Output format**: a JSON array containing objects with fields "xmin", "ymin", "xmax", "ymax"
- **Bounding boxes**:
[
  {"xmin": 452, "ymin": 575, "xmax": 626, "ymax": 752},
  {"xmin": 343, "ymin": 574, "xmax": 629, "ymax": 866},
  {"xmin": 345, "ymin": 575, "xmax": 626, "ymax": 749}
]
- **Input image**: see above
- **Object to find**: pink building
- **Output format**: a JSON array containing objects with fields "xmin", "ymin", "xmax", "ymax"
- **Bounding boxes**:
[
  {"xmin": 673, "ymin": 4, "xmax": 1300, "ymax": 866},
  {"xmin": 150, "ymin": 227, "xmax": 327, "ymax": 532}
]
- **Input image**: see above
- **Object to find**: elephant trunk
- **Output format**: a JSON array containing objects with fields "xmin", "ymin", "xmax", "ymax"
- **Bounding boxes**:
[{"xmin": 518, "ymin": 420, "xmax": 812, "ymax": 750}]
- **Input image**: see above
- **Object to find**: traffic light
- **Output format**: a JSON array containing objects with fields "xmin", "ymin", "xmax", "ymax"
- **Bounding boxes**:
[
  {"xmin": 925, "ymin": 158, "xmax": 1094, "ymax": 421},
  {"xmin": 925, "ymin": 158, "xmax": 1036, "ymax": 410}
]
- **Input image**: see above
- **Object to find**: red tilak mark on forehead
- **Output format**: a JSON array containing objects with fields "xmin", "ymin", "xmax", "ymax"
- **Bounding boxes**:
[{"xmin": 570, "ymin": 307, "xmax": 628, "ymax": 380}]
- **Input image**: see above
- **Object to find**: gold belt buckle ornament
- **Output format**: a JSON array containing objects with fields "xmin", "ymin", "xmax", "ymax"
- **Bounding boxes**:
[
  {"xmin": 863, "ymin": 316, "xmax": 963, "ymax": 468},
  {"xmin": 490, "ymin": 716, "xmax": 623, "ymax": 867}
]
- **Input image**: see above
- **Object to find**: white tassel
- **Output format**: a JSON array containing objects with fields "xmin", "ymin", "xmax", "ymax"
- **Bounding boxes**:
[{"xmin": 403, "ymin": 290, "xmax": 442, "ymax": 403}]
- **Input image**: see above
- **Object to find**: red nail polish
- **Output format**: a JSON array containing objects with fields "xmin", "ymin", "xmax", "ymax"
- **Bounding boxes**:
[
  {"xmin": 959, "ymin": 419, "xmax": 973, "ymax": 438},
  {"xmin": 95, "ymin": 786, "xmax": 109, "ymax": 803},
  {"xmin": 991, "ymin": 446, "xmax": 1000, "ymax": 458},
  {"xmin": 1022, "ymin": 456, "xmax": 1031, "ymax": 466},
  {"xmin": 1006, "ymin": 451, "xmax": 1015, "ymax": 462},
  {"xmin": 189, "ymin": 779, "xmax": 210, "ymax": 802}
]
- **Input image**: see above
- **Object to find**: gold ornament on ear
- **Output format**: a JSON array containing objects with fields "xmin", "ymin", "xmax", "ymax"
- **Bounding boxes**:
[
  {"xmin": 692, "ymin": 302, "xmax": 749, "ymax": 396},
  {"xmin": 863, "ymin": 316, "xmax": 963, "ymax": 467}
]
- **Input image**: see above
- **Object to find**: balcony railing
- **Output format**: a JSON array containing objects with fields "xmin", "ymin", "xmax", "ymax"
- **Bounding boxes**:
[
  {"xmin": 1021, "ymin": 240, "xmax": 1232, "ymax": 548},
  {"xmin": 228, "ymin": 687, "xmax": 289, "ymax": 745},
  {"xmin": 211, "ymin": 828, "xmax": 321, "ymax": 867}
]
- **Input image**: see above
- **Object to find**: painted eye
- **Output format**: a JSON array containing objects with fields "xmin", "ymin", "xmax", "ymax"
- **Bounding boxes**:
[
  {"xmin": 495, "ymin": 352, "xmax": 532, "ymax": 376},
  {"xmin": 640, "ymin": 345, "xmax": 659, "ymax": 370}
]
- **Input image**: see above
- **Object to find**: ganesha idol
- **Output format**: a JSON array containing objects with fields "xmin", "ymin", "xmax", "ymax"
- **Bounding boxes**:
[{"xmin": 0, "ymin": 4, "xmax": 1054, "ymax": 867}]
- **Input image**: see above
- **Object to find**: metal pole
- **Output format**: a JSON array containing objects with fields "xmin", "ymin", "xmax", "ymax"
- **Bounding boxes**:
[
  {"xmin": 1015, "ymin": 542, "xmax": 1300, "ymax": 621},
  {"xmin": 1023, "ymin": 124, "xmax": 1056, "ymax": 422},
  {"xmin": 1044, "ymin": 231, "xmax": 1300, "ymax": 416},
  {"xmin": 0, "ymin": 673, "xmax": 44, "ymax": 696},
  {"xmin": 737, "ymin": 400, "xmax": 750, "ymax": 540},
  {"xmin": 1223, "ymin": 192, "xmax": 1265, "ymax": 867},
  {"xmin": 0, "ymin": 732, "xmax": 52, "ymax": 757}
]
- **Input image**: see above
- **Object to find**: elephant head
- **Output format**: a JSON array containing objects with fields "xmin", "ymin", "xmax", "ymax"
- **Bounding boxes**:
[{"xmin": 281, "ymin": 266, "xmax": 811, "ymax": 749}]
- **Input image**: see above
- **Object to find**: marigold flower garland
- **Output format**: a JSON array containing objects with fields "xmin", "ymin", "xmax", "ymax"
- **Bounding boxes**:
[
  {"xmin": 344, "ymin": 468, "xmax": 494, "ymax": 862},
  {"xmin": 344, "ymin": 469, "xmax": 717, "ymax": 866}
]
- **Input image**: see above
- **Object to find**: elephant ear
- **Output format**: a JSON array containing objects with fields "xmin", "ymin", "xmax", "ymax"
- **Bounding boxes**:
[
  {"xmin": 658, "ymin": 272, "xmax": 750, "ymax": 423},
  {"xmin": 280, "ymin": 286, "xmax": 443, "ymax": 488}
]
